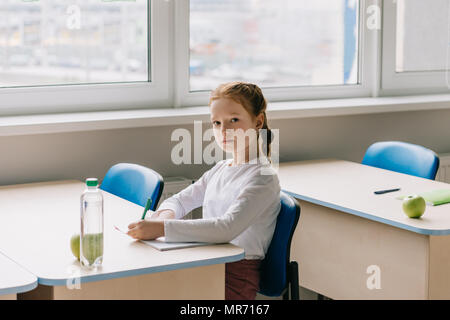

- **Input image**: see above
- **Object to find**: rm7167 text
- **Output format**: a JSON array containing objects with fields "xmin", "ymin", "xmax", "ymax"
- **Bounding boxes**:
[{"xmin": 224, "ymin": 304, "xmax": 270, "ymax": 315}]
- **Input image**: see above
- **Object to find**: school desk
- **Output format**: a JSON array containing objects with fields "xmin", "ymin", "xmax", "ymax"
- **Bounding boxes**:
[
  {"xmin": 278, "ymin": 159, "xmax": 450, "ymax": 299},
  {"xmin": 0, "ymin": 180, "xmax": 244, "ymax": 300},
  {"xmin": 0, "ymin": 252, "xmax": 37, "ymax": 300}
]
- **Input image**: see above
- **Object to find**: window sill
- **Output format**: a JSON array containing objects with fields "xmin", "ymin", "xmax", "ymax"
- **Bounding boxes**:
[{"xmin": 1, "ymin": 93, "xmax": 450, "ymax": 136}]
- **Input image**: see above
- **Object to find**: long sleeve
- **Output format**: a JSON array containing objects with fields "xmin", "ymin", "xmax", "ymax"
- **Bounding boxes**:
[
  {"xmin": 157, "ymin": 163, "xmax": 222, "ymax": 219},
  {"xmin": 163, "ymin": 173, "xmax": 281, "ymax": 243}
]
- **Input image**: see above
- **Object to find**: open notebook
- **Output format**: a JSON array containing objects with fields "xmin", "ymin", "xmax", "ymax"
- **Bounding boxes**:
[
  {"xmin": 141, "ymin": 237, "xmax": 210, "ymax": 251},
  {"xmin": 396, "ymin": 189, "xmax": 450, "ymax": 206},
  {"xmin": 114, "ymin": 225, "xmax": 210, "ymax": 251}
]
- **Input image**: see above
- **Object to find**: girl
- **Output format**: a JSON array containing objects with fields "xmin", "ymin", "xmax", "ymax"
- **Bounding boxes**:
[{"xmin": 127, "ymin": 81, "xmax": 281, "ymax": 300}]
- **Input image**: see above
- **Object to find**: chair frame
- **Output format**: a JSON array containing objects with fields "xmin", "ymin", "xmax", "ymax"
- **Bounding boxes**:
[
  {"xmin": 281, "ymin": 194, "xmax": 301, "ymax": 300},
  {"xmin": 259, "ymin": 192, "xmax": 301, "ymax": 300}
]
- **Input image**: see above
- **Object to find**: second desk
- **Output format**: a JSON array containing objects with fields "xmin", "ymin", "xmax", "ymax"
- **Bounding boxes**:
[{"xmin": 279, "ymin": 159, "xmax": 450, "ymax": 299}]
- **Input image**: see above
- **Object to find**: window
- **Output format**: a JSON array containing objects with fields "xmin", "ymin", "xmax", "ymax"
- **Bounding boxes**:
[
  {"xmin": 10, "ymin": 0, "xmax": 445, "ymax": 116},
  {"xmin": 381, "ymin": 0, "xmax": 450, "ymax": 93},
  {"xmin": 189, "ymin": 0, "xmax": 360, "ymax": 92},
  {"xmin": 176, "ymin": 0, "xmax": 371, "ymax": 106},
  {"xmin": 0, "ymin": 0, "xmax": 171, "ymax": 116},
  {"xmin": 396, "ymin": 0, "xmax": 447, "ymax": 73},
  {"xmin": 0, "ymin": 0, "xmax": 148, "ymax": 88}
]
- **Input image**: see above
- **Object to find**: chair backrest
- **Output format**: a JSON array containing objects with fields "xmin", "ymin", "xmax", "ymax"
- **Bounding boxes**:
[
  {"xmin": 259, "ymin": 191, "xmax": 300, "ymax": 297},
  {"xmin": 100, "ymin": 163, "xmax": 164, "ymax": 210},
  {"xmin": 362, "ymin": 141, "xmax": 440, "ymax": 180}
]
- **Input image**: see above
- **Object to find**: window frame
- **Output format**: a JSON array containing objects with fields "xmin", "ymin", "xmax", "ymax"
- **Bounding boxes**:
[
  {"xmin": 0, "ymin": 0, "xmax": 172, "ymax": 116},
  {"xmin": 9, "ymin": 0, "xmax": 446, "ymax": 116},
  {"xmin": 174, "ymin": 0, "xmax": 375, "ymax": 108},
  {"xmin": 380, "ymin": 0, "xmax": 450, "ymax": 96}
]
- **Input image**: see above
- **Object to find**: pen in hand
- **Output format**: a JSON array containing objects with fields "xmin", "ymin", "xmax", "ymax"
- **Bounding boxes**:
[
  {"xmin": 113, "ymin": 198, "xmax": 153, "ymax": 235},
  {"xmin": 141, "ymin": 198, "xmax": 153, "ymax": 220}
]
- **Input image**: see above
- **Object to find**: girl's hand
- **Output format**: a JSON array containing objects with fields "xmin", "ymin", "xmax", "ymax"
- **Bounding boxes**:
[{"xmin": 127, "ymin": 220, "xmax": 165, "ymax": 240}]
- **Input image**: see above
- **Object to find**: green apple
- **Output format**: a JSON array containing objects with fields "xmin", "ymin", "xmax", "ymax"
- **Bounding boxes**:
[
  {"xmin": 70, "ymin": 234, "xmax": 80, "ymax": 260},
  {"xmin": 70, "ymin": 233, "xmax": 103, "ymax": 264},
  {"xmin": 81, "ymin": 233, "xmax": 104, "ymax": 266},
  {"xmin": 402, "ymin": 195, "xmax": 426, "ymax": 218}
]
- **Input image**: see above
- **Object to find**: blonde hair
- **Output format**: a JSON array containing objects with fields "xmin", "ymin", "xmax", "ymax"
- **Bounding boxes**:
[{"xmin": 209, "ymin": 81, "xmax": 273, "ymax": 163}]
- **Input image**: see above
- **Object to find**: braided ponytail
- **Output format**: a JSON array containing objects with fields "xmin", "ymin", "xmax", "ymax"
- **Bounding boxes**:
[{"xmin": 259, "ymin": 111, "xmax": 273, "ymax": 163}]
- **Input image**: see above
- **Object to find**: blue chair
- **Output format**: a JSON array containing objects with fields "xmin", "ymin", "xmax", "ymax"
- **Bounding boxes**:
[
  {"xmin": 362, "ymin": 141, "xmax": 440, "ymax": 180},
  {"xmin": 259, "ymin": 191, "xmax": 301, "ymax": 300},
  {"xmin": 100, "ymin": 163, "xmax": 164, "ymax": 210}
]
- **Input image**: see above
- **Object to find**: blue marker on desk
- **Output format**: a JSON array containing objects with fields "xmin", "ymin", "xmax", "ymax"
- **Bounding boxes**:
[{"xmin": 374, "ymin": 188, "xmax": 401, "ymax": 195}]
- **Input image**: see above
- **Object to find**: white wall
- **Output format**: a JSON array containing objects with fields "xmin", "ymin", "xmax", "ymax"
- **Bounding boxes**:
[{"xmin": 1, "ymin": 108, "xmax": 449, "ymax": 186}]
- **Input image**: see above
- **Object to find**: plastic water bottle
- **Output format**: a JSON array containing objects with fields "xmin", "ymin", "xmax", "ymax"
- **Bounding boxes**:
[{"xmin": 80, "ymin": 178, "xmax": 104, "ymax": 268}]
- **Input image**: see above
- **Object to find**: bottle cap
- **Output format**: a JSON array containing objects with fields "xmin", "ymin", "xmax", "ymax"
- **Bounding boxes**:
[{"xmin": 86, "ymin": 178, "xmax": 98, "ymax": 187}]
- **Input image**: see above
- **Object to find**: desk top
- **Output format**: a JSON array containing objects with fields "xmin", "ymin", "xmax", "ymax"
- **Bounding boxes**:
[
  {"xmin": 0, "ymin": 252, "xmax": 37, "ymax": 295},
  {"xmin": 278, "ymin": 159, "xmax": 450, "ymax": 235},
  {"xmin": 0, "ymin": 180, "xmax": 244, "ymax": 286}
]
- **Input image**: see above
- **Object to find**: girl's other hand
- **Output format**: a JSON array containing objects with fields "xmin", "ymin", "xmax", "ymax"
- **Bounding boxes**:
[{"xmin": 148, "ymin": 209, "xmax": 175, "ymax": 220}]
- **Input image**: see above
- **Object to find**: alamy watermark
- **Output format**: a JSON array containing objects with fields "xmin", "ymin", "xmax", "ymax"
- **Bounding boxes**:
[
  {"xmin": 66, "ymin": 265, "xmax": 81, "ymax": 290},
  {"xmin": 366, "ymin": 265, "xmax": 381, "ymax": 290},
  {"xmin": 366, "ymin": 4, "xmax": 381, "ymax": 31},
  {"xmin": 170, "ymin": 121, "xmax": 279, "ymax": 175}
]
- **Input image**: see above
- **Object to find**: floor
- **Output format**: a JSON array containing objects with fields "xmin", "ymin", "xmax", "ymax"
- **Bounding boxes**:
[{"xmin": 256, "ymin": 286, "xmax": 321, "ymax": 300}]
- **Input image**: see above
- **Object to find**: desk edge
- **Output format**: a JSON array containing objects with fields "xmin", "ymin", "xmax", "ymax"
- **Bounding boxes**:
[
  {"xmin": 283, "ymin": 189, "xmax": 450, "ymax": 236},
  {"xmin": 0, "ymin": 280, "xmax": 38, "ymax": 296},
  {"xmin": 38, "ymin": 248, "xmax": 245, "ymax": 286}
]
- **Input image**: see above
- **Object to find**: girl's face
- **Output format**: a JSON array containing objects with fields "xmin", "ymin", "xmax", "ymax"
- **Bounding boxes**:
[{"xmin": 210, "ymin": 97, "xmax": 263, "ymax": 154}]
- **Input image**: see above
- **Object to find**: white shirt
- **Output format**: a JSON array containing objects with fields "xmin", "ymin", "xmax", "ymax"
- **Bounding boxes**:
[{"xmin": 158, "ymin": 158, "xmax": 281, "ymax": 260}]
